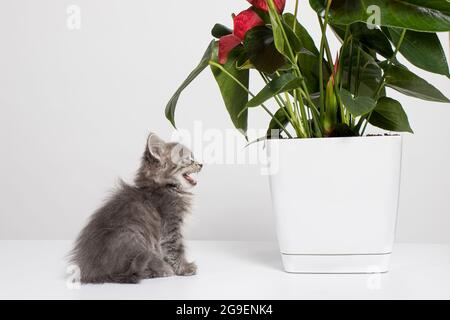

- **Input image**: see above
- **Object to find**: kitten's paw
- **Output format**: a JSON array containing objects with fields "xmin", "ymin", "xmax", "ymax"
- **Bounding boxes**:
[
  {"xmin": 161, "ymin": 267, "xmax": 175, "ymax": 278},
  {"xmin": 144, "ymin": 266, "xmax": 175, "ymax": 279},
  {"xmin": 177, "ymin": 262, "xmax": 197, "ymax": 276}
]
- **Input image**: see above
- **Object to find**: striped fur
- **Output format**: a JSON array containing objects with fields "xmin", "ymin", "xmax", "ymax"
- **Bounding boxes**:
[{"xmin": 69, "ymin": 134, "xmax": 202, "ymax": 284}]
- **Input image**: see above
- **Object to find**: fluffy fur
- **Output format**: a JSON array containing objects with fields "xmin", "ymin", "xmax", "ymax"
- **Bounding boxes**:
[{"xmin": 70, "ymin": 133, "xmax": 202, "ymax": 284}]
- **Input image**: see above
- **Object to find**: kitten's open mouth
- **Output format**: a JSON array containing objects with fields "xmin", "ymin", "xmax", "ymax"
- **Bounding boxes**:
[{"xmin": 183, "ymin": 172, "xmax": 198, "ymax": 186}]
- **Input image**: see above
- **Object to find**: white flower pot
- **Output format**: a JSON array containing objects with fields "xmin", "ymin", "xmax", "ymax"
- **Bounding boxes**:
[{"xmin": 266, "ymin": 136, "xmax": 403, "ymax": 274}]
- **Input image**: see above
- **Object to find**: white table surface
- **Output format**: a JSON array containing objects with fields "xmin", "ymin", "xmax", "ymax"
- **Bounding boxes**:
[{"xmin": 0, "ymin": 240, "xmax": 449, "ymax": 300}]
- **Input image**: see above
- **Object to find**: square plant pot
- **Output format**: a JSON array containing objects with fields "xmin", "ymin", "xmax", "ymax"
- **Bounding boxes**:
[{"xmin": 267, "ymin": 136, "xmax": 403, "ymax": 274}]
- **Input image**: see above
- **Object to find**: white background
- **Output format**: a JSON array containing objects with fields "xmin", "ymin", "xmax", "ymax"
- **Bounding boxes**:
[{"xmin": 0, "ymin": 0, "xmax": 449, "ymax": 243}]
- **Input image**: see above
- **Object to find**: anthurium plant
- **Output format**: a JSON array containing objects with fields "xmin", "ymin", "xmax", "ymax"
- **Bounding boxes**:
[{"xmin": 166, "ymin": 0, "xmax": 450, "ymax": 139}]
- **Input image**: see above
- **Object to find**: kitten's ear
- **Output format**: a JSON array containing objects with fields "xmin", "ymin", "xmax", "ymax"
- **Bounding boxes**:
[{"xmin": 147, "ymin": 133, "xmax": 166, "ymax": 161}]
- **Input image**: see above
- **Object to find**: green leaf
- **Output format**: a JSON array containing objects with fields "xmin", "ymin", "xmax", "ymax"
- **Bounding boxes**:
[
  {"xmin": 246, "ymin": 108, "xmax": 291, "ymax": 147},
  {"xmin": 333, "ymin": 23, "xmax": 394, "ymax": 59},
  {"xmin": 267, "ymin": 0, "xmax": 293, "ymax": 60},
  {"xmin": 268, "ymin": 3, "xmax": 284, "ymax": 52},
  {"xmin": 267, "ymin": 9, "xmax": 304, "ymax": 59},
  {"xmin": 339, "ymin": 89, "xmax": 377, "ymax": 116},
  {"xmin": 357, "ymin": 63, "xmax": 386, "ymax": 97},
  {"xmin": 211, "ymin": 24, "xmax": 232, "ymax": 38},
  {"xmin": 282, "ymin": 13, "xmax": 330, "ymax": 93},
  {"xmin": 283, "ymin": 13, "xmax": 319, "ymax": 55},
  {"xmin": 267, "ymin": 108, "xmax": 290, "ymax": 137},
  {"xmin": 298, "ymin": 54, "xmax": 330, "ymax": 93},
  {"xmin": 341, "ymin": 47, "xmax": 386, "ymax": 97},
  {"xmin": 387, "ymin": 28, "xmax": 449, "ymax": 76},
  {"xmin": 281, "ymin": 21, "xmax": 303, "ymax": 54},
  {"xmin": 245, "ymin": 136, "xmax": 270, "ymax": 148},
  {"xmin": 381, "ymin": 64, "xmax": 450, "ymax": 103},
  {"xmin": 236, "ymin": 59, "xmax": 254, "ymax": 71},
  {"xmin": 165, "ymin": 41, "xmax": 215, "ymax": 128},
  {"xmin": 244, "ymin": 26, "xmax": 286, "ymax": 74},
  {"xmin": 369, "ymin": 97, "xmax": 413, "ymax": 133},
  {"xmin": 309, "ymin": 0, "xmax": 450, "ymax": 32},
  {"xmin": 210, "ymin": 45, "xmax": 249, "ymax": 135},
  {"xmin": 247, "ymin": 74, "xmax": 303, "ymax": 108}
]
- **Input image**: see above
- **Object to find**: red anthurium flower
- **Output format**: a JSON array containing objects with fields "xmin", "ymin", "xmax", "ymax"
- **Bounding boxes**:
[
  {"xmin": 218, "ymin": 8, "xmax": 264, "ymax": 64},
  {"xmin": 219, "ymin": 34, "xmax": 242, "ymax": 64},
  {"xmin": 247, "ymin": 0, "xmax": 286, "ymax": 13},
  {"xmin": 233, "ymin": 8, "xmax": 265, "ymax": 40}
]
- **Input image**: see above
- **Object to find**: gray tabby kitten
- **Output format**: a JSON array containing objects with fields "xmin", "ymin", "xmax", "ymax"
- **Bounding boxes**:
[{"xmin": 70, "ymin": 133, "xmax": 202, "ymax": 284}]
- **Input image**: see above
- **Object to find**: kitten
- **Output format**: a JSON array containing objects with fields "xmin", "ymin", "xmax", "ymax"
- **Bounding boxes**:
[{"xmin": 70, "ymin": 133, "xmax": 202, "ymax": 284}]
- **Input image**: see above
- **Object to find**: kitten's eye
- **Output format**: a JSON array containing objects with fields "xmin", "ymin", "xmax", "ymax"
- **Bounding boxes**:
[
  {"xmin": 181, "ymin": 151, "xmax": 194, "ymax": 164},
  {"xmin": 181, "ymin": 156, "xmax": 193, "ymax": 165},
  {"xmin": 188, "ymin": 153, "xmax": 195, "ymax": 162}
]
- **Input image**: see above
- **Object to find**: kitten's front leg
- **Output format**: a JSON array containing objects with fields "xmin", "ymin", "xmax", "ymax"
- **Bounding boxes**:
[{"xmin": 162, "ymin": 236, "xmax": 197, "ymax": 276}]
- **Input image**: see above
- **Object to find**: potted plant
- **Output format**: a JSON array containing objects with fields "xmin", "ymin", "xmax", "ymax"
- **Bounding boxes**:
[{"xmin": 165, "ymin": 0, "xmax": 450, "ymax": 273}]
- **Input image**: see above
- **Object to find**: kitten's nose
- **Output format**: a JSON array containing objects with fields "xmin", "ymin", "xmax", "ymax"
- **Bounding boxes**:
[{"xmin": 198, "ymin": 163, "xmax": 203, "ymax": 169}]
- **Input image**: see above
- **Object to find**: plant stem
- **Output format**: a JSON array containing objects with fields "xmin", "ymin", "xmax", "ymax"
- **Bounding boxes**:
[
  {"xmin": 317, "ymin": 14, "xmax": 334, "ymax": 71},
  {"xmin": 260, "ymin": 72, "xmax": 300, "ymax": 138},
  {"xmin": 285, "ymin": 92, "xmax": 304, "ymax": 137},
  {"xmin": 293, "ymin": 0, "xmax": 299, "ymax": 32},
  {"xmin": 283, "ymin": 91, "xmax": 295, "ymax": 119},
  {"xmin": 359, "ymin": 29, "xmax": 407, "ymax": 136},
  {"xmin": 317, "ymin": 0, "xmax": 334, "ymax": 122},
  {"xmin": 372, "ymin": 29, "xmax": 406, "ymax": 100},
  {"xmin": 339, "ymin": 25, "xmax": 351, "ymax": 91},
  {"xmin": 345, "ymin": 40, "xmax": 353, "ymax": 125},
  {"xmin": 345, "ymin": 39, "xmax": 353, "ymax": 92},
  {"xmin": 337, "ymin": 25, "xmax": 352, "ymax": 125},
  {"xmin": 268, "ymin": 0, "xmax": 321, "ymax": 138},
  {"xmin": 273, "ymin": 71, "xmax": 303, "ymax": 135},
  {"xmin": 319, "ymin": 42, "xmax": 325, "ymax": 116},
  {"xmin": 354, "ymin": 49, "xmax": 361, "ymax": 96},
  {"xmin": 294, "ymin": 90, "xmax": 311, "ymax": 137},
  {"xmin": 259, "ymin": 72, "xmax": 289, "ymax": 115}
]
